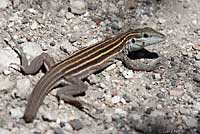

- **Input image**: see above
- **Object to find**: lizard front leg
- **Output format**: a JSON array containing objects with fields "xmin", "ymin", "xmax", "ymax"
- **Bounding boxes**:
[
  {"xmin": 14, "ymin": 46, "xmax": 55, "ymax": 74},
  {"xmin": 4, "ymin": 34, "xmax": 55, "ymax": 74}
]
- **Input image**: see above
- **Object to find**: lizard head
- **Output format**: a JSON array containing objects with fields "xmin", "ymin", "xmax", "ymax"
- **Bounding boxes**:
[{"xmin": 126, "ymin": 27, "xmax": 166, "ymax": 52}]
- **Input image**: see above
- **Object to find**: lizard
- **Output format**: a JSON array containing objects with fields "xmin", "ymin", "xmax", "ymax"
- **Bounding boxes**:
[{"xmin": 5, "ymin": 27, "xmax": 165, "ymax": 122}]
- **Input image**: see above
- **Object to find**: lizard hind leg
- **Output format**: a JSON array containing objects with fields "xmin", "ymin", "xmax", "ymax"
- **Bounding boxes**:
[{"xmin": 56, "ymin": 77, "xmax": 99, "ymax": 119}]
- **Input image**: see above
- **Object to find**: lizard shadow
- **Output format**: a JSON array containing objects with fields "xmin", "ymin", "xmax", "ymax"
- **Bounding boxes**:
[{"xmin": 128, "ymin": 48, "xmax": 159, "ymax": 60}]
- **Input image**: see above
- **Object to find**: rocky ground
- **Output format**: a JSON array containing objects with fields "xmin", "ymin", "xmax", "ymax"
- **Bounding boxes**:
[{"xmin": 0, "ymin": 0, "xmax": 200, "ymax": 134}]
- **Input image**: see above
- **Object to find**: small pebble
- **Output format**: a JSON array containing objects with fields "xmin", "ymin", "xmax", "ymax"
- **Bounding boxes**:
[
  {"xmin": 169, "ymin": 90, "xmax": 184, "ymax": 97},
  {"xmin": 193, "ymin": 74, "xmax": 200, "ymax": 83},
  {"xmin": 158, "ymin": 17, "xmax": 166, "ymax": 24},
  {"xmin": 42, "ymin": 112, "xmax": 57, "ymax": 122},
  {"xmin": 150, "ymin": 110, "xmax": 166, "ymax": 117},
  {"xmin": 192, "ymin": 43, "xmax": 200, "ymax": 50},
  {"xmin": 145, "ymin": 84, "xmax": 152, "ymax": 90},
  {"xmin": 87, "ymin": 74, "xmax": 99, "ymax": 84},
  {"xmin": 68, "ymin": 119, "xmax": 83, "ymax": 131},
  {"xmin": 0, "ymin": 48, "xmax": 19, "ymax": 72},
  {"xmin": 193, "ymin": 102, "xmax": 200, "ymax": 111},
  {"xmin": 70, "ymin": 0, "xmax": 87, "ymax": 15},
  {"xmin": 65, "ymin": 12, "xmax": 75, "ymax": 19},
  {"xmin": 59, "ymin": 39, "xmax": 78, "ymax": 54},
  {"xmin": 130, "ymin": 113, "xmax": 141, "ymax": 120},
  {"xmin": 122, "ymin": 94, "xmax": 131, "ymax": 103},
  {"xmin": 108, "ymin": 3, "xmax": 119, "ymax": 14},
  {"xmin": 30, "ymin": 21, "xmax": 39, "ymax": 30},
  {"xmin": 53, "ymin": 127, "xmax": 64, "ymax": 134},
  {"xmin": 0, "ymin": 0, "xmax": 9, "ymax": 9},
  {"xmin": 0, "ymin": 76, "xmax": 15, "ymax": 91},
  {"xmin": 152, "ymin": 73, "xmax": 161, "ymax": 80},
  {"xmin": 183, "ymin": 117, "xmax": 198, "ymax": 127},
  {"xmin": 0, "ymin": 128, "xmax": 10, "ymax": 134},
  {"xmin": 114, "ymin": 108, "xmax": 127, "ymax": 117},
  {"xmin": 50, "ymin": 41, "xmax": 56, "ymax": 46},
  {"xmin": 122, "ymin": 70, "xmax": 134, "ymax": 79},
  {"xmin": 19, "ymin": 42, "xmax": 43, "ymax": 60},
  {"xmin": 9, "ymin": 107, "xmax": 23, "ymax": 118},
  {"xmin": 16, "ymin": 78, "xmax": 31, "ymax": 99},
  {"xmin": 111, "ymin": 96, "xmax": 121, "ymax": 104},
  {"xmin": 156, "ymin": 92, "xmax": 165, "ymax": 98},
  {"xmin": 194, "ymin": 52, "xmax": 200, "ymax": 60},
  {"xmin": 68, "ymin": 36, "xmax": 78, "ymax": 43}
]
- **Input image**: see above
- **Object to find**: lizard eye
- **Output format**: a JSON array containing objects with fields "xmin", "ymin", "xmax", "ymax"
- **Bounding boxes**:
[
  {"xmin": 131, "ymin": 38, "xmax": 135, "ymax": 43},
  {"xmin": 143, "ymin": 33, "xmax": 149, "ymax": 38}
]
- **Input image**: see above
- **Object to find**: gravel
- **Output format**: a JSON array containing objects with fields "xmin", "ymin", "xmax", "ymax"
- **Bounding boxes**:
[{"xmin": 0, "ymin": 0, "xmax": 200, "ymax": 133}]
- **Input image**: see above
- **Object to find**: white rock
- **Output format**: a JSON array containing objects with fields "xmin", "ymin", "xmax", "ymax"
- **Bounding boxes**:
[
  {"xmin": 153, "ymin": 73, "xmax": 161, "ymax": 80},
  {"xmin": 114, "ymin": 108, "xmax": 127, "ymax": 117},
  {"xmin": 86, "ymin": 38, "xmax": 98, "ymax": 46},
  {"xmin": 193, "ymin": 102, "xmax": 200, "ymax": 111},
  {"xmin": 120, "ymin": 97, "xmax": 126, "ymax": 104},
  {"xmin": 10, "ymin": 107, "xmax": 23, "ymax": 118},
  {"xmin": 59, "ymin": 39, "xmax": 78, "ymax": 54},
  {"xmin": 65, "ymin": 12, "xmax": 75, "ymax": 19},
  {"xmin": 87, "ymin": 74, "xmax": 99, "ymax": 84},
  {"xmin": 158, "ymin": 18, "xmax": 166, "ymax": 24},
  {"xmin": 183, "ymin": 117, "xmax": 198, "ymax": 127},
  {"xmin": 0, "ymin": 76, "xmax": 15, "ymax": 91},
  {"xmin": 11, "ymin": 128, "xmax": 32, "ymax": 134},
  {"xmin": 31, "ymin": 21, "xmax": 38, "ymax": 30},
  {"xmin": 16, "ymin": 78, "xmax": 31, "ymax": 99},
  {"xmin": 0, "ymin": 128, "xmax": 10, "ymax": 134},
  {"xmin": 122, "ymin": 70, "xmax": 134, "ymax": 79},
  {"xmin": 0, "ymin": 0, "xmax": 10, "ymax": 9},
  {"xmin": 192, "ymin": 19, "xmax": 197, "ymax": 25},
  {"xmin": 28, "ymin": 8, "xmax": 38, "ymax": 14},
  {"xmin": 105, "ymin": 64, "xmax": 117, "ymax": 71},
  {"xmin": 0, "ymin": 48, "xmax": 19, "ymax": 72},
  {"xmin": 42, "ymin": 112, "xmax": 57, "ymax": 121},
  {"xmin": 19, "ymin": 42, "xmax": 43, "ymax": 60},
  {"xmin": 108, "ymin": 3, "xmax": 119, "ymax": 14},
  {"xmin": 150, "ymin": 110, "xmax": 165, "ymax": 117},
  {"xmin": 70, "ymin": 0, "xmax": 87, "ymax": 15},
  {"xmin": 195, "ymin": 52, "xmax": 200, "ymax": 60},
  {"xmin": 130, "ymin": 113, "xmax": 141, "ymax": 120},
  {"xmin": 63, "ymin": 123, "xmax": 73, "ymax": 133},
  {"xmin": 111, "ymin": 96, "xmax": 121, "ymax": 104}
]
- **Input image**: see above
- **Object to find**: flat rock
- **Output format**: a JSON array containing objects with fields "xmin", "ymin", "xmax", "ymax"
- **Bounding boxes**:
[
  {"xmin": 108, "ymin": 3, "xmax": 119, "ymax": 14},
  {"xmin": 9, "ymin": 107, "xmax": 23, "ymax": 119},
  {"xmin": 19, "ymin": 42, "xmax": 43, "ymax": 60},
  {"xmin": 59, "ymin": 39, "xmax": 78, "ymax": 54},
  {"xmin": 169, "ymin": 89, "xmax": 184, "ymax": 97},
  {"xmin": 122, "ymin": 70, "xmax": 134, "ymax": 79},
  {"xmin": 0, "ymin": 48, "xmax": 19, "ymax": 72},
  {"xmin": 183, "ymin": 117, "xmax": 198, "ymax": 127},
  {"xmin": 0, "ymin": 128, "xmax": 10, "ymax": 134},
  {"xmin": 114, "ymin": 108, "xmax": 127, "ymax": 117},
  {"xmin": 0, "ymin": 0, "xmax": 10, "ymax": 9},
  {"xmin": 70, "ymin": 0, "xmax": 87, "ymax": 15},
  {"xmin": 193, "ymin": 102, "xmax": 200, "ymax": 111},
  {"xmin": 68, "ymin": 119, "xmax": 83, "ymax": 131},
  {"xmin": 16, "ymin": 78, "xmax": 31, "ymax": 99},
  {"xmin": 0, "ymin": 75, "xmax": 15, "ymax": 91},
  {"xmin": 150, "ymin": 110, "xmax": 166, "ymax": 117}
]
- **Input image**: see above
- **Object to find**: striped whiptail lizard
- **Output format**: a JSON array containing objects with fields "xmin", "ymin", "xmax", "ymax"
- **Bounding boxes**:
[{"xmin": 5, "ymin": 27, "xmax": 165, "ymax": 122}]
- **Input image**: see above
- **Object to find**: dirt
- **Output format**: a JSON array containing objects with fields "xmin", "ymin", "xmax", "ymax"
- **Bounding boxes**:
[{"xmin": 0, "ymin": 0, "xmax": 200, "ymax": 134}]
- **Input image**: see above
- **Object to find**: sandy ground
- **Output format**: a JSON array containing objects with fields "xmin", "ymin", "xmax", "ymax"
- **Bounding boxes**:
[{"xmin": 0, "ymin": 0, "xmax": 200, "ymax": 134}]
